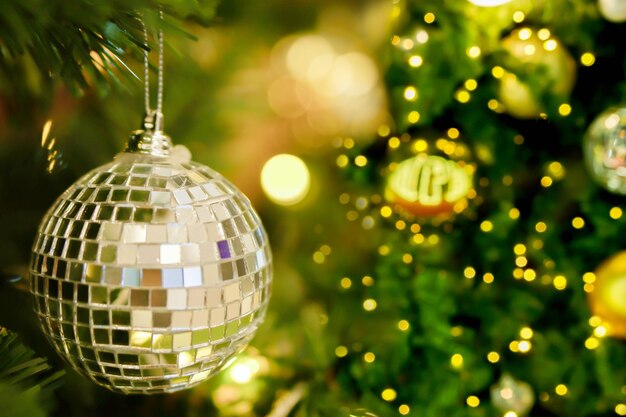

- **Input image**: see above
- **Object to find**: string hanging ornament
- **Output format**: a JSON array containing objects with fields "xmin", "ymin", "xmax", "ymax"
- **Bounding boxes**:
[{"xmin": 29, "ymin": 12, "xmax": 272, "ymax": 394}]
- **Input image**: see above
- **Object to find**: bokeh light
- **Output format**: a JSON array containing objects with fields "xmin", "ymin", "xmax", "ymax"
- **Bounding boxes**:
[
  {"xmin": 268, "ymin": 31, "xmax": 386, "ymax": 144},
  {"xmin": 261, "ymin": 154, "xmax": 311, "ymax": 205}
]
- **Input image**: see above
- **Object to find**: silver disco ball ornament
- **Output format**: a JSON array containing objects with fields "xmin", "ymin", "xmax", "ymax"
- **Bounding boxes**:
[
  {"xmin": 584, "ymin": 105, "xmax": 626, "ymax": 194},
  {"xmin": 30, "ymin": 113, "xmax": 272, "ymax": 394}
]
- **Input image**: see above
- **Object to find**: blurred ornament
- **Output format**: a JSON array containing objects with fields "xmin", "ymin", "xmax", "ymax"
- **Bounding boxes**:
[
  {"xmin": 468, "ymin": 0, "xmax": 513, "ymax": 6},
  {"xmin": 588, "ymin": 251, "xmax": 626, "ymax": 338},
  {"xmin": 261, "ymin": 154, "xmax": 311, "ymax": 205},
  {"xmin": 385, "ymin": 153, "xmax": 473, "ymax": 217},
  {"xmin": 583, "ymin": 105, "xmax": 626, "ymax": 194},
  {"xmin": 29, "ymin": 23, "xmax": 272, "ymax": 393},
  {"xmin": 498, "ymin": 28, "xmax": 576, "ymax": 119},
  {"xmin": 598, "ymin": 0, "xmax": 626, "ymax": 22},
  {"xmin": 490, "ymin": 374, "xmax": 535, "ymax": 416}
]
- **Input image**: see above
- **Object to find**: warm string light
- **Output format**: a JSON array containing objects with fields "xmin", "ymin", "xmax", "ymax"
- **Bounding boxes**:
[{"xmin": 381, "ymin": 388, "xmax": 397, "ymax": 401}]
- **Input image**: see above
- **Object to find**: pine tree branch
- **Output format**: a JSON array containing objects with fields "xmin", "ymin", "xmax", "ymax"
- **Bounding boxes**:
[{"xmin": 0, "ymin": 0, "xmax": 220, "ymax": 96}]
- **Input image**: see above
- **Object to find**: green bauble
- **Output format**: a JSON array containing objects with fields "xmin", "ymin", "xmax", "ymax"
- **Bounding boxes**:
[{"xmin": 584, "ymin": 105, "xmax": 626, "ymax": 194}]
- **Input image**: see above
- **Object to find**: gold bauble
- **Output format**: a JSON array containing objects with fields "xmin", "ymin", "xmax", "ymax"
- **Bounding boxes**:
[
  {"xmin": 588, "ymin": 251, "xmax": 626, "ymax": 339},
  {"xmin": 498, "ymin": 27, "xmax": 576, "ymax": 119},
  {"xmin": 384, "ymin": 154, "xmax": 473, "ymax": 217}
]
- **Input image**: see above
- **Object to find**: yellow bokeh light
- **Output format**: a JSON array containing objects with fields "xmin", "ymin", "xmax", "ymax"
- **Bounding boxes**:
[
  {"xmin": 355, "ymin": 155, "xmax": 368, "ymax": 167},
  {"xmin": 559, "ymin": 103, "xmax": 572, "ymax": 116},
  {"xmin": 543, "ymin": 39, "xmax": 558, "ymax": 51},
  {"xmin": 364, "ymin": 352, "xmax": 376, "ymax": 363},
  {"xmin": 467, "ymin": 46, "xmax": 481, "ymax": 58},
  {"xmin": 538, "ymin": 28, "xmax": 551, "ymax": 40},
  {"xmin": 492, "ymin": 66, "xmax": 505, "ymax": 79},
  {"xmin": 380, "ymin": 206, "xmax": 393, "ymax": 218},
  {"xmin": 483, "ymin": 273, "xmax": 495, "ymax": 284},
  {"xmin": 363, "ymin": 299, "xmax": 377, "ymax": 311},
  {"xmin": 340, "ymin": 277, "xmax": 352, "ymax": 289},
  {"xmin": 398, "ymin": 320, "xmax": 410, "ymax": 331},
  {"xmin": 480, "ymin": 220, "xmax": 493, "ymax": 232},
  {"xmin": 382, "ymin": 388, "xmax": 397, "ymax": 402},
  {"xmin": 229, "ymin": 358, "xmax": 260, "ymax": 384},
  {"xmin": 404, "ymin": 86, "xmax": 418, "ymax": 101},
  {"xmin": 583, "ymin": 272, "xmax": 596, "ymax": 284},
  {"xmin": 398, "ymin": 405, "xmax": 410, "ymax": 415},
  {"xmin": 509, "ymin": 208, "xmax": 520, "ymax": 219},
  {"xmin": 520, "ymin": 327, "xmax": 534, "ymax": 339},
  {"xmin": 514, "ymin": 244, "xmax": 526, "ymax": 255},
  {"xmin": 512, "ymin": 11, "xmax": 525, "ymax": 22},
  {"xmin": 416, "ymin": 30, "xmax": 429, "ymax": 44},
  {"xmin": 535, "ymin": 222, "xmax": 547, "ymax": 233},
  {"xmin": 589, "ymin": 316, "xmax": 603, "ymax": 327},
  {"xmin": 448, "ymin": 127, "xmax": 460, "ymax": 139},
  {"xmin": 362, "ymin": 276, "xmax": 374, "ymax": 286},
  {"xmin": 487, "ymin": 98, "xmax": 501, "ymax": 111},
  {"xmin": 337, "ymin": 154, "xmax": 349, "ymax": 168},
  {"xmin": 519, "ymin": 28, "xmax": 532, "ymax": 40},
  {"xmin": 547, "ymin": 161, "xmax": 565, "ymax": 178},
  {"xmin": 424, "ymin": 12, "xmax": 436, "ymax": 23},
  {"xmin": 585, "ymin": 337, "xmax": 600, "ymax": 350},
  {"xmin": 581, "ymin": 52, "xmax": 595, "ymax": 66},
  {"xmin": 408, "ymin": 110, "xmax": 421, "ymax": 123},
  {"xmin": 616, "ymin": 404, "xmax": 626, "ymax": 416},
  {"xmin": 504, "ymin": 412, "xmax": 518, "ymax": 417},
  {"xmin": 524, "ymin": 44, "xmax": 537, "ymax": 55},
  {"xmin": 388, "ymin": 137, "xmax": 400, "ymax": 148},
  {"xmin": 594, "ymin": 325, "xmax": 608, "ymax": 338},
  {"xmin": 555, "ymin": 384, "xmax": 568, "ymax": 396},
  {"xmin": 610, "ymin": 207, "xmax": 623, "ymax": 219},
  {"xmin": 408, "ymin": 55, "xmax": 424, "ymax": 67},
  {"xmin": 402, "ymin": 253, "xmax": 413, "ymax": 264},
  {"xmin": 335, "ymin": 345, "xmax": 348, "ymax": 357},
  {"xmin": 523, "ymin": 269, "xmax": 537, "ymax": 281},
  {"xmin": 572, "ymin": 217, "xmax": 585, "ymax": 229},
  {"xmin": 464, "ymin": 79, "xmax": 478, "ymax": 91},
  {"xmin": 261, "ymin": 154, "xmax": 311, "ymax": 205},
  {"xmin": 401, "ymin": 38, "xmax": 415, "ymax": 50},
  {"xmin": 518, "ymin": 340, "xmax": 532, "ymax": 353},
  {"xmin": 451, "ymin": 353, "xmax": 464, "ymax": 368},
  {"xmin": 377, "ymin": 125, "xmax": 391, "ymax": 137},
  {"xmin": 553, "ymin": 275, "xmax": 567, "ymax": 290},
  {"xmin": 466, "ymin": 395, "xmax": 480, "ymax": 407},
  {"xmin": 487, "ymin": 351, "xmax": 500, "ymax": 363},
  {"xmin": 456, "ymin": 90, "xmax": 471, "ymax": 103},
  {"xmin": 541, "ymin": 176, "xmax": 553, "ymax": 187},
  {"xmin": 464, "ymin": 266, "xmax": 476, "ymax": 279}
]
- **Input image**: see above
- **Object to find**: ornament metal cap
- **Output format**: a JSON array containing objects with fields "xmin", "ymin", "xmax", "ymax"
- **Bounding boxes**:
[{"xmin": 125, "ymin": 111, "xmax": 173, "ymax": 157}]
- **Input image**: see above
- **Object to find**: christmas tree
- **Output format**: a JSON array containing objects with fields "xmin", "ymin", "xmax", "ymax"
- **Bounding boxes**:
[{"xmin": 0, "ymin": 0, "xmax": 625, "ymax": 416}]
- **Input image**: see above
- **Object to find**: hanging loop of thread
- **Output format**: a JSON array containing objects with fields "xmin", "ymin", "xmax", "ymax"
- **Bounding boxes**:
[{"xmin": 141, "ymin": 9, "xmax": 165, "ymax": 132}]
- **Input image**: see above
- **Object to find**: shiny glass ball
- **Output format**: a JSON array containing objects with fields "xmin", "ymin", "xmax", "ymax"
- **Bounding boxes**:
[
  {"xmin": 30, "ymin": 151, "xmax": 272, "ymax": 394},
  {"xmin": 583, "ymin": 106, "xmax": 626, "ymax": 194}
]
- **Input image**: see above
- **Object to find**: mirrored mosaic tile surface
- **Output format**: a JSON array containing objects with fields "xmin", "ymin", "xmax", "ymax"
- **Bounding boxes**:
[{"xmin": 30, "ymin": 152, "xmax": 272, "ymax": 394}]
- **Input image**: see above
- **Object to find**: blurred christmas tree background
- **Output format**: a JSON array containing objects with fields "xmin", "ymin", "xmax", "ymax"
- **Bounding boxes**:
[{"xmin": 0, "ymin": 0, "xmax": 625, "ymax": 416}]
